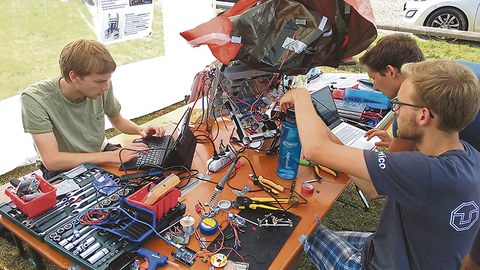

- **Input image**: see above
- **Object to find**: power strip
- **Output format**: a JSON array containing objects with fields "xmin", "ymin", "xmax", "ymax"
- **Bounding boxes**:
[{"xmin": 206, "ymin": 147, "xmax": 237, "ymax": 172}]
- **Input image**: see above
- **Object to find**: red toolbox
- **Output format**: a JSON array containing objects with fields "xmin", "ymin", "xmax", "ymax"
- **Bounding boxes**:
[{"xmin": 5, "ymin": 174, "xmax": 56, "ymax": 218}]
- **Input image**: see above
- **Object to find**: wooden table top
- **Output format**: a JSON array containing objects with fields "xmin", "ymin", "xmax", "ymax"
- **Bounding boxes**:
[{"xmin": 0, "ymin": 105, "xmax": 349, "ymax": 270}]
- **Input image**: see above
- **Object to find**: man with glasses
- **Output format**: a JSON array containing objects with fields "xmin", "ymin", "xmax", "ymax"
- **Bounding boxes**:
[{"xmin": 280, "ymin": 60, "xmax": 480, "ymax": 269}]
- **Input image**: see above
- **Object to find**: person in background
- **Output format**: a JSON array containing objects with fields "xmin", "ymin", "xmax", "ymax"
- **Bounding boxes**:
[
  {"xmin": 21, "ymin": 39, "xmax": 164, "ymax": 179},
  {"xmin": 280, "ymin": 60, "xmax": 480, "ymax": 269},
  {"xmin": 359, "ymin": 33, "xmax": 424, "ymax": 151}
]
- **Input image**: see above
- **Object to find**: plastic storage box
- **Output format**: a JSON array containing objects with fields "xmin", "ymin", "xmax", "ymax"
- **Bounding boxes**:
[
  {"xmin": 5, "ymin": 174, "xmax": 56, "ymax": 218},
  {"xmin": 127, "ymin": 183, "xmax": 181, "ymax": 219}
]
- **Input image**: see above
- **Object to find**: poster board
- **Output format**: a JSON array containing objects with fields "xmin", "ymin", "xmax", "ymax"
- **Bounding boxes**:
[{"xmin": 87, "ymin": 0, "xmax": 155, "ymax": 44}]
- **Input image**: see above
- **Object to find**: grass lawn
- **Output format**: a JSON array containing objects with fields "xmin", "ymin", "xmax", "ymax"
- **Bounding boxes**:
[{"xmin": 0, "ymin": 0, "xmax": 164, "ymax": 100}]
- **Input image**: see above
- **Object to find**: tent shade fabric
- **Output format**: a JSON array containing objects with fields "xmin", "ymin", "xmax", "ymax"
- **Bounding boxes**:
[{"xmin": 181, "ymin": 0, "xmax": 377, "ymax": 75}]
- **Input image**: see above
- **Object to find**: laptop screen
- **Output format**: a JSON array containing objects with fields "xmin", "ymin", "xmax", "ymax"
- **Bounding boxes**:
[
  {"xmin": 311, "ymin": 86, "xmax": 342, "ymax": 129},
  {"xmin": 174, "ymin": 107, "xmax": 192, "ymax": 142}
]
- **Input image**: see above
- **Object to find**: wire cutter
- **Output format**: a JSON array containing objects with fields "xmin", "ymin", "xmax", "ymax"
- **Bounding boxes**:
[
  {"xmin": 249, "ymin": 175, "xmax": 284, "ymax": 195},
  {"xmin": 299, "ymin": 159, "xmax": 338, "ymax": 178},
  {"xmin": 235, "ymin": 196, "xmax": 290, "ymax": 211}
]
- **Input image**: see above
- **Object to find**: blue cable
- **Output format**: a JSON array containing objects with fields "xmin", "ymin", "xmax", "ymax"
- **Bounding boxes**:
[{"xmin": 72, "ymin": 205, "xmax": 180, "ymax": 248}]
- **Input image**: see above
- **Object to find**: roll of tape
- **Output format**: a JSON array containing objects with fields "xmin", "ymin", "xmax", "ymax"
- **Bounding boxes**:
[
  {"xmin": 301, "ymin": 182, "xmax": 314, "ymax": 194},
  {"xmin": 217, "ymin": 199, "xmax": 231, "ymax": 210},
  {"xmin": 199, "ymin": 217, "xmax": 218, "ymax": 235},
  {"xmin": 180, "ymin": 216, "xmax": 195, "ymax": 235},
  {"xmin": 211, "ymin": 253, "xmax": 227, "ymax": 267}
]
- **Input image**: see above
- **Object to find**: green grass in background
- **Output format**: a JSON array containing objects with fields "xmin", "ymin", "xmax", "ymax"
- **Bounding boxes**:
[{"xmin": 0, "ymin": 0, "xmax": 164, "ymax": 100}]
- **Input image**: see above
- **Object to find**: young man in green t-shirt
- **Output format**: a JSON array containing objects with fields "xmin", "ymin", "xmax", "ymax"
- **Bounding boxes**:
[{"xmin": 21, "ymin": 39, "xmax": 164, "ymax": 178}]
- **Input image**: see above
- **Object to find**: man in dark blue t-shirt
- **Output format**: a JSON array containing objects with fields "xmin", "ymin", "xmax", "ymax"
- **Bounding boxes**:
[{"xmin": 280, "ymin": 60, "xmax": 480, "ymax": 269}]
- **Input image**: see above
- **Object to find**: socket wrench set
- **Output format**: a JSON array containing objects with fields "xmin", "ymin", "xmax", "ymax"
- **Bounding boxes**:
[
  {"xmin": 0, "ymin": 163, "xmax": 124, "ymax": 241},
  {"xmin": 1, "ymin": 163, "xmax": 187, "ymax": 270},
  {"xmin": 44, "ymin": 202, "xmax": 186, "ymax": 270}
]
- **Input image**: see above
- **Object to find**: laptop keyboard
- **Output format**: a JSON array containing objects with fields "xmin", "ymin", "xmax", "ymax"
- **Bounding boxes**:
[
  {"xmin": 335, "ymin": 126, "xmax": 363, "ymax": 145},
  {"xmin": 135, "ymin": 136, "xmax": 174, "ymax": 167}
]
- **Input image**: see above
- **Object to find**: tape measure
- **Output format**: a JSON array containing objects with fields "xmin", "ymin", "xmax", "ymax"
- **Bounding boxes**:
[{"xmin": 199, "ymin": 217, "xmax": 218, "ymax": 235}]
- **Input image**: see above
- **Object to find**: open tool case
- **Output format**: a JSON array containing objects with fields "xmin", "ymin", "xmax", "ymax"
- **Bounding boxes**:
[
  {"xmin": 0, "ymin": 163, "xmax": 186, "ymax": 270},
  {"xmin": 0, "ymin": 163, "xmax": 118, "ymax": 241}
]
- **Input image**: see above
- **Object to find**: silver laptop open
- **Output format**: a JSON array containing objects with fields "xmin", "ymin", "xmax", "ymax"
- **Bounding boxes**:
[{"xmin": 311, "ymin": 86, "xmax": 380, "ymax": 150}]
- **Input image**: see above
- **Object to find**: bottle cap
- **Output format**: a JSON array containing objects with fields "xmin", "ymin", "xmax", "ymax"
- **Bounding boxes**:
[{"xmin": 285, "ymin": 109, "xmax": 296, "ymax": 122}]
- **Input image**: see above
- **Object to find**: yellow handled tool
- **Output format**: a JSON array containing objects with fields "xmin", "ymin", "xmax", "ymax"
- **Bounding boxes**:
[{"xmin": 258, "ymin": 176, "xmax": 285, "ymax": 193}]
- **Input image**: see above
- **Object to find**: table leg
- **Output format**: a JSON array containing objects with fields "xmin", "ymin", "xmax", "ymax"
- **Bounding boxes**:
[
  {"xmin": 29, "ymin": 247, "xmax": 46, "ymax": 270},
  {"xmin": 11, "ymin": 233, "xmax": 26, "ymax": 257},
  {"xmin": 11, "ymin": 233, "xmax": 46, "ymax": 270}
]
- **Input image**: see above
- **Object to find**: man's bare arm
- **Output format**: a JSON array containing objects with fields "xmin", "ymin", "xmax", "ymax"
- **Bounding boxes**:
[
  {"xmin": 33, "ymin": 133, "xmax": 141, "ymax": 171},
  {"xmin": 462, "ymin": 254, "xmax": 480, "ymax": 270},
  {"xmin": 109, "ymin": 114, "xmax": 165, "ymax": 138},
  {"xmin": 280, "ymin": 88, "xmax": 379, "ymax": 197}
]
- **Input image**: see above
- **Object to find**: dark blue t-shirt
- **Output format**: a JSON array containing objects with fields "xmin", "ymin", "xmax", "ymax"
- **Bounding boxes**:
[{"xmin": 362, "ymin": 142, "xmax": 480, "ymax": 270}]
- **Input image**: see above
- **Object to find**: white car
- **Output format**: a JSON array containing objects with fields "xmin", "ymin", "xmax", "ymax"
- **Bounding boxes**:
[
  {"xmin": 403, "ymin": 0, "xmax": 480, "ymax": 40},
  {"xmin": 215, "ymin": 0, "xmax": 238, "ymax": 10}
]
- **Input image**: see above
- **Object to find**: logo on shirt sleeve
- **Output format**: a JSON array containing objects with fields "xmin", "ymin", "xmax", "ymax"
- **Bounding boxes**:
[
  {"xmin": 377, "ymin": 152, "xmax": 387, "ymax": 170},
  {"xmin": 450, "ymin": 201, "xmax": 479, "ymax": 231}
]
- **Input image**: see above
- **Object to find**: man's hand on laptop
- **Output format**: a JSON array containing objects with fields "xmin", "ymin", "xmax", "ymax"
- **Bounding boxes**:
[
  {"xmin": 114, "ymin": 142, "xmax": 149, "ymax": 164},
  {"xmin": 140, "ymin": 125, "xmax": 166, "ymax": 138},
  {"xmin": 364, "ymin": 129, "xmax": 392, "ymax": 148}
]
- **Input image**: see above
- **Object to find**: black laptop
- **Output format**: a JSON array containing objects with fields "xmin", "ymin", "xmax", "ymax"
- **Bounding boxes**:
[{"xmin": 119, "ymin": 107, "xmax": 197, "ymax": 171}]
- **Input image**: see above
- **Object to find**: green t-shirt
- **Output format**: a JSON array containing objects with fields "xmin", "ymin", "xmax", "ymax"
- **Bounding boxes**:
[{"xmin": 21, "ymin": 76, "xmax": 121, "ymax": 153}]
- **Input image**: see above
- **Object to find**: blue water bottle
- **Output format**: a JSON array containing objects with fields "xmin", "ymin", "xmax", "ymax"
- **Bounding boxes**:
[{"xmin": 277, "ymin": 109, "xmax": 302, "ymax": 180}]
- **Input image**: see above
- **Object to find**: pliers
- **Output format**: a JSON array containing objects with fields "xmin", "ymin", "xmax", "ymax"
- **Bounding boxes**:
[
  {"xmin": 235, "ymin": 196, "xmax": 290, "ymax": 211},
  {"xmin": 299, "ymin": 159, "xmax": 338, "ymax": 178},
  {"xmin": 249, "ymin": 175, "xmax": 284, "ymax": 195}
]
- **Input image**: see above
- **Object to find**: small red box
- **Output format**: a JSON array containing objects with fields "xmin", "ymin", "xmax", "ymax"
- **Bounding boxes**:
[
  {"xmin": 127, "ymin": 183, "xmax": 181, "ymax": 219},
  {"xmin": 5, "ymin": 174, "xmax": 57, "ymax": 218}
]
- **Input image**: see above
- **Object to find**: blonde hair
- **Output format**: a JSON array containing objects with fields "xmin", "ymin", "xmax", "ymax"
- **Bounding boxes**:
[
  {"xmin": 401, "ymin": 60, "xmax": 480, "ymax": 132},
  {"xmin": 59, "ymin": 39, "xmax": 116, "ymax": 83}
]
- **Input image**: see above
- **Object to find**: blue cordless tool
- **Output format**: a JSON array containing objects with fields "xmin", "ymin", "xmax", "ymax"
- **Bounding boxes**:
[{"xmin": 136, "ymin": 247, "xmax": 178, "ymax": 269}]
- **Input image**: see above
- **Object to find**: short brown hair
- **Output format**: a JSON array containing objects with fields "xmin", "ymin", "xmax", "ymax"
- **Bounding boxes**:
[
  {"xmin": 402, "ymin": 60, "xmax": 480, "ymax": 132},
  {"xmin": 359, "ymin": 34, "xmax": 425, "ymax": 75},
  {"xmin": 59, "ymin": 39, "xmax": 116, "ymax": 83}
]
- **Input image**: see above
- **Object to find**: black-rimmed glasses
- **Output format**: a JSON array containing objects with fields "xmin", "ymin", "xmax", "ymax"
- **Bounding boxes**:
[
  {"xmin": 390, "ymin": 97, "xmax": 434, "ymax": 118},
  {"xmin": 390, "ymin": 97, "xmax": 424, "ymax": 112}
]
